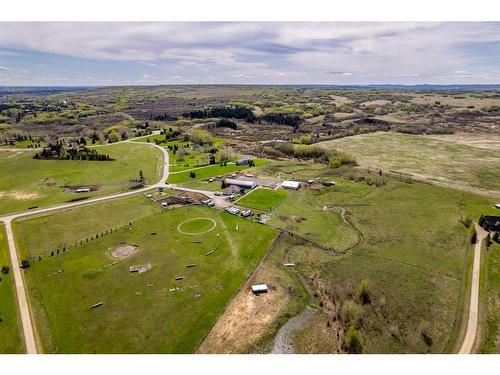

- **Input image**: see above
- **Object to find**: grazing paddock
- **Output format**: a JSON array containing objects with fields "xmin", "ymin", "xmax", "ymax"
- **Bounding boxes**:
[
  {"xmin": 236, "ymin": 188, "xmax": 289, "ymax": 212},
  {"xmin": 0, "ymin": 142, "xmax": 163, "ymax": 215},
  {"xmin": 0, "ymin": 224, "xmax": 23, "ymax": 353},
  {"xmin": 278, "ymin": 177, "xmax": 498, "ymax": 353},
  {"xmin": 268, "ymin": 181, "xmax": 360, "ymax": 252},
  {"xmin": 14, "ymin": 203, "xmax": 277, "ymax": 353}
]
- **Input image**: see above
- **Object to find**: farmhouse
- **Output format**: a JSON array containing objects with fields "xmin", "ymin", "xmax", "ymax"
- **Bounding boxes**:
[
  {"xmin": 225, "ymin": 178, "xmax": 256, "ymax": 189},
  {"xmin": 281, "ymin": 180, "xmax": 301, "ymax": 190},
  {"xmin": 236, "ymin": 158, "xmax": 253, "ymax": 166},
  {"xmin": 479, "ymin": 215, "xmax": 500, "ymax": 232},
  {"xmin": 251, "ymin": 284, "xmax": 268, "ymax": 295}
]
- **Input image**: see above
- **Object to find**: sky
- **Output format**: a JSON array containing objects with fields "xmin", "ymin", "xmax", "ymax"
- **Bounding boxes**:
[{"xmin": 0, "ymin": 22, "xmax": 499, "ymax": 86}]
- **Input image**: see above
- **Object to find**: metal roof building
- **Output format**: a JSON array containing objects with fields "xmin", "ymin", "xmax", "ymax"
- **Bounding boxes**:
[
  {"xmin": 281, "ymin": 180, "xmax": 301, "ymax": 190},
  {"xmin": 225, "ymin": 178, "xmax": 256, "ymax": 189},
  {"xmin": 251, "ymin": 284, "xmax": 268, "ymax": 294}
]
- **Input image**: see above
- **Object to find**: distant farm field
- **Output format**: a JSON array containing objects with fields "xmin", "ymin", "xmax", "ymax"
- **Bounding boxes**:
[
  {"xmin": 0, "ymin": 224, "xmax": 23, "ymax": 353},
  {"xmin": 319, "ymin": 132, "xmax": 500, "ymax": 198},
  {"xmin": 14, "ymin": 202, "xmax": 278, "ymax": 353},
  {"xmin": 236, "ymin": 188, "xmax": 289, "ymax": 212},
  {"xmin": 0, "ymin": 142, "xmax": 162, "ymax": 215}
]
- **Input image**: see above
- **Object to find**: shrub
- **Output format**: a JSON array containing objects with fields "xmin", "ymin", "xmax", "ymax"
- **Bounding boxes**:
[
  {"xmin": 341, "ymin": 300, "xmax": 362, "ymax": 325},
  {"xmin": 216, "ymin": 119, "xmax": 238, "ymax": 130},
  {"xmin": 357, "ymin": 280, "xmax": 371, "ymax": 304},
  {"xmin": 470, "ymin": 226, "xmax": 477, "ymax": 244},
  {"xmin": 329, "ymin": 158, "xmax": 342, "ymax": 169},
  {"xmin": 343, "ymin": 325, "xmax": 362, "ymax": 353},
  {"xmin": 1, "ymin": 265, "xmax": 9, "ymax": 275}
]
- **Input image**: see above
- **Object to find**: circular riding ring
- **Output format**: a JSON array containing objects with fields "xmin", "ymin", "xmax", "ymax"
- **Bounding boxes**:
[{"xmin": 177, "ymin": 217, "xmax": 217, "ymax": 235}]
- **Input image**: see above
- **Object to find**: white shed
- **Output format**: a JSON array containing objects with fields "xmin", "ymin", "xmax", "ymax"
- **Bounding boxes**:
[
  {"xmin": 281, "ymin": 180, "xmax": 301, "ymax": 190},
  {"xmin": 251, "ymin": 284, "xmax": 268, "ymax": 294}
]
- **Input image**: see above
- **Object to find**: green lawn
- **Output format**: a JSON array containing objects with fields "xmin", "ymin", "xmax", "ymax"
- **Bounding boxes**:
[
  {"xmin": 133, "ymin": 137, "xmax": 230, "ymax": 173},
  {"xmin": 479, "ymin": 240, "xmax": 500, "ymax": 353},
  {"xmin": 268, "ymin": 180, "xmax": 360, "ymax": 251},
  {"xmin": 0, "ymin": 224, "xmax": 23, "ymax": 353},
  {"xmin": 0, "ymin": 142, "xmax": 162, "ymax": 215},
  {"xmin": 277, "ymin": 176, "xmax": 499, "ymax": 353},
  {"xmin": 14, "ymin": 202, "xmax": 278, "ymax": 353},
  {"xmin": 0, "ymin": 139, "xmax": 47, "ymax": 149},
  {"xmin": 236, "ymin": 188, "xmax": 289, "ymax": 212},
  {"xmin": 168, "ymin": 160, "xmax": 268, "ymax": 184}
]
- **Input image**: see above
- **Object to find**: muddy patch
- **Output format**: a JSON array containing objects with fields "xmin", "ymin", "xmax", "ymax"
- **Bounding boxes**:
[
  {"xmin": 64, "ymin": 184, "xmax": 100, "ymax": 193},
  {"xmin": 109, "ymin": 245, "xmax": 139, "ymax": 259},
  {"xmin": 0, "ymin": 191, "xmax": 40, "ymax": 200}
]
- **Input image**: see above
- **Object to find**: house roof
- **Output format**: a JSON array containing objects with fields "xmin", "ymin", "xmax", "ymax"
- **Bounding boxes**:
[
  {"xmin": 480, "ymin": 215, "xmax": 500, "ymax": 230},
  {"xmin": 281, "ymin": 180, "xmax": 301, "ymax": 189}
]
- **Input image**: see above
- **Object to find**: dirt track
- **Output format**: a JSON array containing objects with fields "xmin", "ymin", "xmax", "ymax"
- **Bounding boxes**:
[{"xmin": 459, "ymin": 224, "xmax": 488, "ymax": 354}]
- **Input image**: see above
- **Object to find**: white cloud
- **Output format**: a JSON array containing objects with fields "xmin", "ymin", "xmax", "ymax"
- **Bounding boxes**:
[{"xmin": 0, "ymin": 22, "xmax": 499, "ymax": 84}]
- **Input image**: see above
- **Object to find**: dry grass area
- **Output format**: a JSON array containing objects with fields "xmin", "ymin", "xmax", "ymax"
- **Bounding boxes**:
[
  {"xmin": 407, "ymin": 93, "xmax": 500, "ymax": 109},
  {"xmin": 321, "ymin": 131, "xmax": 500, "ymax": 199},
  {"xmin": 197, "ymin": 284, "xmax": 287, "ymax": 353},
  {"xmin": 329, "ymin": 95, "xmax": 353, "ymax": 105},
  {"xmin": 360, "ymin": 99, "xmax": 392, "ymax": 107},
  {"xmin": 424, "ymin": 132, "xmax": 500, "ymax": 150},
  {"xmin": 197, "ymin": 234, "xmax": 309, "ymax": 353}
]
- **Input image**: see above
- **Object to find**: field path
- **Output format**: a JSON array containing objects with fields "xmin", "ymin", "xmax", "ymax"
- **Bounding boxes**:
[
  {"xmin": 0, "ymin": 137, "xmax": 169, "ymax": 354},
  {"xmin": 459, "ymin": 224, "xmax": 488, "ymax": 354}
]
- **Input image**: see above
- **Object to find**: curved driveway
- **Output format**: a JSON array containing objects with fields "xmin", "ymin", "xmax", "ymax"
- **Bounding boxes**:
[{"xmin": 459, "ymin": 224, "xmax": 488, "ymax": 354}]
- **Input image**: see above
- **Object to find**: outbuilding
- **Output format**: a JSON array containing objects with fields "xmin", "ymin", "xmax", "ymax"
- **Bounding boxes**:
[
  {"xmin": 225, "ymin": 178, "xmax": 256, "ymax": 189},
  {"xmin": 281, "ymin": 180, "xmax": 301, "ymax": 190},
  {"xmin": 479, "ymin": 215, "xmax": 500, "ymax": 232},
  {"xmin": 251, "ymin": 284, "xmax": 268, "ymax": 295}
]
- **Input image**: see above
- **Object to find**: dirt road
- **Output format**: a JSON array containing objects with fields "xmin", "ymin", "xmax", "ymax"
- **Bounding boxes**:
[{"xmin": 459, "ymin": 224, "xmax": 488, "ymax": 354}]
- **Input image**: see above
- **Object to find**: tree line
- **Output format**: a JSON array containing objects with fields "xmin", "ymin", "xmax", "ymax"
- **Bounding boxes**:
[{"xmin": 34, "ymin": 142, "xmax": 112, "ymax": 161}]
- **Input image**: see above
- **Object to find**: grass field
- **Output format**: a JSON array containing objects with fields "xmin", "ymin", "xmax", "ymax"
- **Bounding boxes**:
[
  {"xmin": 319, "ymin": 132, "xmax": 500, "ymax": 198},
  {"xmin": 14, "ymin": 195, "xmax": 162, "ymax": 259},
  {"xmin": 167, "ymin": 160, "xmax": 268, "ymax": 184},
  {"xmin": 279, "ymin": 177, "xmax": 498, "ymax": 353},
  {"xmin": 134, "ymin": 137, "xmax": 229, "ymax": 173},
  {"xmin": 479, "ymin": 240, "xmax": 500, "ymax": 353},
  {"xmin": 0, "ymin": 224, "xmax": 23, "ymax": 353},
  {"xmin": 236, "ymin": 188, "xmax": 289, "ymax": 212},
  {"xmin": 0, "ymin": 142, "xmax": 162, "ymax": 215},
  {"xmin": 14, "ymin": 201, "xmax": 278, "ymax": 353},
  {"xmin": 0, "ymin": 139, "xmax": 48, "ymax": 149},
  {"xmin": 268, "ymin": 181, "xmax": 360, "ymax": 252}
]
